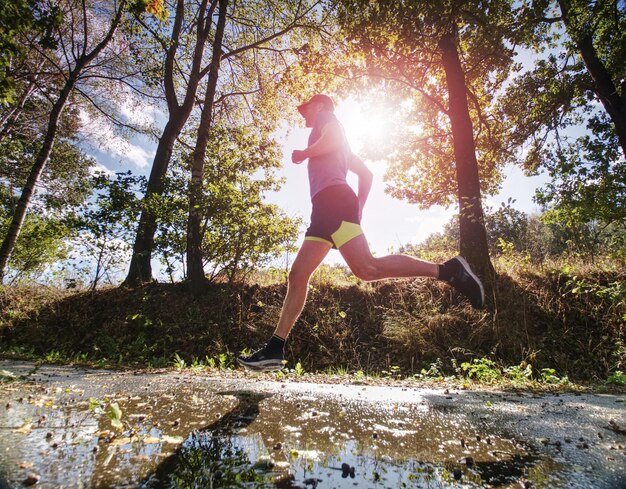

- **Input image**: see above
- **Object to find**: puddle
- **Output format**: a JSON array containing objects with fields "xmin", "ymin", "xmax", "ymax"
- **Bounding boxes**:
[{"xmin": 0, "ymin": 364, "xmax": 623, "ymax": 488}]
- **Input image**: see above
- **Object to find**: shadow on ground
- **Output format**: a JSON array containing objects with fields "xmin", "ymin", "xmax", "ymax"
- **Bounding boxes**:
[{"xmin": 139, "ymin": 390, "xmax": 281, "ymax": 488}]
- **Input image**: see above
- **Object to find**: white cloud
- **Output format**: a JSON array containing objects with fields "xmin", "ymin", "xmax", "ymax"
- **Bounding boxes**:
[
  {"xmin": 89, "ymin": 162, "xmax": 114, "ymax": 177},
  {"xmin": 78, "ymin": 109, "xmax": 154, "ymax": 168},
  {"xmin": 118, "ymin": 90, "xmax": 163, "ymax": 128},
  {"xmin": 122, "ymin": 143, "xmax": 153, "ymax": 169}
]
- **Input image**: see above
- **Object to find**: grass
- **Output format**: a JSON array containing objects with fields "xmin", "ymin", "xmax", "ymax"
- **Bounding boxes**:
[{"xmin": 0, "ymin": 255, "xmax": 624, "ymax": 390}]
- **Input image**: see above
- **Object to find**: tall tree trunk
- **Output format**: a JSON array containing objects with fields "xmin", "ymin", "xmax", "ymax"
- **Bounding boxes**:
[
  {"xmin": 0, "ymin": 77, "xmax": 75, "ymax": 282},
  {"xmin": 557, "ymin": 0, "xmax": 626, "ymax": 159},
  {"xmin": 124, "ymin": 116, "xmax": 185, "ymax": 286},
  {"xmin": 578, "ymin": 35, "xmax": 626, "ymax": 157},
  {"xmin": 438, "ymin": 32, "xmax": 494, "ymax": 280},
  {"xmin": 123, "ymin": 0, "xmax": 217, "ymax": 287},
  {"xmin": 186, "ymin": 0, "xmax": 228, "ymax": 287}
]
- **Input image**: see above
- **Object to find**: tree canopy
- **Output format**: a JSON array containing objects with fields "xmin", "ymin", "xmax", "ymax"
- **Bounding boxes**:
[{"xmin": 0, "ymin": 0, "xmax": 623, "ymax": 286}]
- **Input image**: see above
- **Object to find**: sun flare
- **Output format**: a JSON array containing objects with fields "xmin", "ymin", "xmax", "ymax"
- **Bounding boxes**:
[{"xmin": 336, "ymin": 97, "xmax": 397, "ymax": 156}]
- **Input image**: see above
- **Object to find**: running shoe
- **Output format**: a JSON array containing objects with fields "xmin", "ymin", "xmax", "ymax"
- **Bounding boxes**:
[
  {"xmin": 445, "ymin": 256, "xmax": 485, "ymax": 309},
  {"xmin": 237, "ymin": 347, "xmax": 284, "ymax": 372}
]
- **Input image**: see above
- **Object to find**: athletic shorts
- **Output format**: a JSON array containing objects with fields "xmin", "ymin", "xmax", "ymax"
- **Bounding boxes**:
[{"xmin": 304, "ymin": 184, "xmax": 364, "ymax": 249}]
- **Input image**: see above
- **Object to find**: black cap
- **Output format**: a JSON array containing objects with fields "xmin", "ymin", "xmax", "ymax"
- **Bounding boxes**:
[{"xmin": 297, "ymin": 94, "xmax": 334, "ymax": 115}]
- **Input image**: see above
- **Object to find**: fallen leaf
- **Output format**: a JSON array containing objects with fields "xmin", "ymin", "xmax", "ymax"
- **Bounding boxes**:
[
  {"xmin": 22, "ymin": 474, "xmax": 39, "ymax": 486},
  {"xmin": 108, "ymin": 437, "xmax": 132, "ymax": 446},
  {"xmin": 143, "ymin": 436, "xmax": 161, "ymax": 444},
  {"xmin": 0, "ymin": 370, "xmax": 17, "ymax": 381},
  {"xmin": 19, "ymin": 461, "xmax": 34, "ymax": 469},
  {"xmin": 107, "ymin": 403, "xmax": 123, "ymax": 430},
  {"xmin": 162, "ymin": 435, "xmax": 184, "ymax": 444},
  {"xmin": 13, "ymin": 422, "xmax": 32, "ymax": 435},
  {"xmin": 608, "ymin": 420, "xmax": 626, "ymax": 435}
]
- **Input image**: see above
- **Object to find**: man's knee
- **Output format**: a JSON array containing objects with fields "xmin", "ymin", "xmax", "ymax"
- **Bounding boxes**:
[
  {"xmin": 350, "ymin": 261, "xmax": 380, "ymax": 282},
  {"xmin": 288, "ymin": 267, "xmax": 311, "ymax": 285}
]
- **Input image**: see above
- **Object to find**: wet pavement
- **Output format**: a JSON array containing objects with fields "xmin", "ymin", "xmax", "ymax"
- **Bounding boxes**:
[{"xmin": 0, "ymin": 360, "xmax": 625, "ymax": 488}]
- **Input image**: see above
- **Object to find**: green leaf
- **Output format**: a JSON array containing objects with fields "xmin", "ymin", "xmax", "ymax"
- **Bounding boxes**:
[{"xmin": 107, "ymin": 402, "xmax": 123, "ymax": 429}]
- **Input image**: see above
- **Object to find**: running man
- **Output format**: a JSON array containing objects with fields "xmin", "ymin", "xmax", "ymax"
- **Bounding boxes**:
[{"xmin": 237, "ymin": 94, "xmax": 484, "ymax": 371}]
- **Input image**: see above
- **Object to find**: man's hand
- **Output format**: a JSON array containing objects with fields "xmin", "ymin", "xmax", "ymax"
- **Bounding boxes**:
[
  {"xmin": 349, "ymin": 154, "xmax": 372, "ymax": 221},
  {"xmin": 292, "ymin": 122, "xmax": 344, "ymax": 164},
  {"xmin": 291, "ymin": 149, "xmax": 307, "ymax": 164}
]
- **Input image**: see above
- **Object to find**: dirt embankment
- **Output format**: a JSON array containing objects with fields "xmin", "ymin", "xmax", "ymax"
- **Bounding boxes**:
[{"xmin": 0, "ymin": 269, "xmax": 624, "ymax": 380}]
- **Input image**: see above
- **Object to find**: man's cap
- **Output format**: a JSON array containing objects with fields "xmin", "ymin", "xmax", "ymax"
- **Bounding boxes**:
[{"xmin": 297, "ymin": 94, "xmax": 334, "ymax": 115}]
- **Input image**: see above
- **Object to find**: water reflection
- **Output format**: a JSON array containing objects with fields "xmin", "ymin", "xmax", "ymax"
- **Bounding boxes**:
[
  {"xmin": 137, "ymin": 389, "xmax": 546, "ymax": 488},
  {"xmin": 0, "ymin": 377, "xmax": 583, "ymax": 488},
  {"xmin": 141, "ymin": 391, "xmax": 277, "ymax": 488}
]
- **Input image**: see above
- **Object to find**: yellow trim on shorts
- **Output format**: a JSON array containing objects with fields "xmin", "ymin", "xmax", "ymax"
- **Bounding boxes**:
[
  {"xmin": 331, "ymin": 221, "xmax": 363, "ymax": 249},
  {"xmin": 304, "ymin": 236, "xmax": 333, "ymax": 246}
]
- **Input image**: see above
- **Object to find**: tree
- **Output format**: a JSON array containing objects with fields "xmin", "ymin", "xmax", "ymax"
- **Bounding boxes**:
[
  {"xmin": 197, "ymin": 126, "xmax": 301, "ymax": 282},
  {"xmin": 0, "ymin": 0, "xmax": 61, "ymax": 103},
  {"xmin": 186, "ymin": 0, "xmax": 228, "ymax": 285},
  {"xmin": 438, "ymin": 30, "xmax": 494, "ymax": 279},
  {"xmin": 0, "ymin": 102, "xmax": 95, "ymax": 282},
  {"xmin": 503, "ymin": 0, "xmax": 625, "ymax": 159},
  {"xmin": 0, "ymin": 207, "xmax": 70, "ymax": 285},
  {"xmin": 0, "ymin": 0, "xmax": 131, "ymax": 282},
  {"xmin": 71, "ymin": 171, "xmax": 144, "ymax": 290},
  {"xmin": 501, "ymin": 0, "xmax": 625, "ymax": 235},
  {"xmin": 123, "ymin": 0, "xmax": 221, "ymax": 286},
  {"xmin": 555, "ymin": 0, "xmax": 626, "ymax": 158},
  {"xmin": 0, "ymin": 103, "xmax": 92, "ymax": 209},
  {"xmin": 124, "ymin": 0, "xmax": 325, "ymax": 286},
  {"xmin": 185, "ymin": 0, "xmax": 323, "ymax": 286},
  {"xmin": 334, "ymin": 0, "xmax": 523, "ymax": 278},
  {"xmin": 153, "ymin": 126, "xmax": 300, "ymax": 283},
  {"xmin": 399, "ymin": 204, "xmax": 608, "ymax": 265}
]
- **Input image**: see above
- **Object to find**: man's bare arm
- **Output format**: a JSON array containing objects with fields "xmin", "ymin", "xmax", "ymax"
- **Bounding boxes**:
[
  {"xmin": 348, "ymin": 154, "xmax": 373, "ymax": 216},
  {"xmin": 292, "ymin": 122, "xmax": 344, "ymax": 163}
]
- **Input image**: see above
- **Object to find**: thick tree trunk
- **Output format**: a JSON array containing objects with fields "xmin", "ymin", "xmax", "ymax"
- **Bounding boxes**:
[
  {"xmin": 124, "ymin": 117, "xmax": 185, "ymax": 286},
  {"xmin": 557, "ymin": 0, "xmax": 626, "ymax": 159},
  {"xmin": 186, "ymin": 0, "xmax": 228, "ymax": 287},
  {"xmin": 438, "ymin": 33, "xmax": 494, "ymax": 281},
  {"xmin": 0, "ymin": 79, "xmax": 75, "ymax": 282}
]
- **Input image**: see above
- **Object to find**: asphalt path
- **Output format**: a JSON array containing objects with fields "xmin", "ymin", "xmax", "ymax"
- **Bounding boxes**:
[{"xmin": 0, "ymin": 360, "xmax": 625, "ymax": 488}]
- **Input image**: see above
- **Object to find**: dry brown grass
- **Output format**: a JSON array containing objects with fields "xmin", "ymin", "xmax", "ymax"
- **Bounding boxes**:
[{"xmin": 0, "ymin": 255, "xmax": 623, "ymax": 381}]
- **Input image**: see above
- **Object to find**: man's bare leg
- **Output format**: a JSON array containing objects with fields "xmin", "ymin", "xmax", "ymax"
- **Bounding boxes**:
[
  {"xmin": 339, "ymin": 234, "xmax": 484, "ymax": 307},
  {"xmin": 237, "ymin": 239, "xmax": 331, "ymax": 370},
  {"xmin": 339, "ymin": 234, "xmax": 438, "ymax": 281},
  {"xmin": 274, "ymin": 239, "xmax": 331, "ymax": 339}
]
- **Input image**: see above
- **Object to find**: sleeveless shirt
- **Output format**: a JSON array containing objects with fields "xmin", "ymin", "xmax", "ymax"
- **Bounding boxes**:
[{"xmin": 307, "ymin": 110, "xmax": 351, "ymax": 199}]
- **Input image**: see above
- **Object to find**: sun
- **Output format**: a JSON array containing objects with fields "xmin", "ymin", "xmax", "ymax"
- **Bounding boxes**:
[{"xmin": 336, "ymin": 96, "xmax": 396, "ymax": 157}]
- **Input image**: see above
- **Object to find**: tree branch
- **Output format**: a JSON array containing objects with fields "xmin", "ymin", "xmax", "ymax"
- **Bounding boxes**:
[
  {"xmin": 74, "ymin": 86, "xmax": 146, "ymax": 133},
  {"xmin": 164, "ymin": 0, "xmax": 185, "ymax": 111},
  {"xmin": 78, "ymin": 73, "xmax": 165, "ymax": 100}
]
